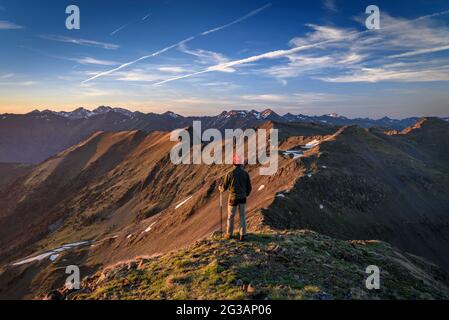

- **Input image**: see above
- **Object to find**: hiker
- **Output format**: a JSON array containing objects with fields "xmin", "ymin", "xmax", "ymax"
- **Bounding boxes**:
[{"xmin": 219, "ymin": 154, "xmax": 252, "ymax": 241}]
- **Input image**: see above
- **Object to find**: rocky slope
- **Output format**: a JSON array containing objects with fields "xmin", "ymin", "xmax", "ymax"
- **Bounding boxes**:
[
  {"xmin": 263, "ymin": 118, "xmax": 449, "ymax": 270},
  {"xmin": 0, "ymin": 118, "xmax": 448, "ymax": 299},
  {"xmin": 55, "ymin": 231, "xmax": 449, "ymax": 300}
]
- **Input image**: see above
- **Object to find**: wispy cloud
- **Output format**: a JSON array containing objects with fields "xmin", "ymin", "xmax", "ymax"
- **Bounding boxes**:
[
  {"xmin": 83, "ymin": 3, "xmax": 272, "ymax": 83},
  {"xmin": 323, "ymin": 0, "xmax": 338, "ymax": 12},
  {"xmin": 0, "ymin": 73, "xmax": 15, "ymax": 80},
  {"xmin": 198, "ymin": 81, "xmax": 241, "ymax": 91},
  {"xmin": 41, "ymin": 35, "xmax": 119, "ymax": 50},
  {"xmin": 154, "ymin": 38, "xmax": 345, "ymax": 85},
  {"xmin": 154, "ymin": 9, "xmax": 449, "ymax": 86},
  {"xmin": 318, "ymin": 63, "xmax": 449, "ymax": 83},
  {"xmin": 157, "ymin": 66, "xmax": 188, "ymax": 73},
  {"xmin": 19, "ymin": 46, "xmax": 119, "ymax": 68},
  {"xmin": 72, "ymin": 57, "xmax": 119, "ymax": 66},
  {"xmin": 0, "ymin": 79, "xmax": 38, "ymax": 86},
  {"xmin": 0, "ymin": 73, "xmax": 38, "ymax": 86},
  {"xmin": 242, "ymin": 94, "xmax": 290, "ymax": 103},
  {"xmin": 107, "ymin": 64, "xmax": 193, "ymax": 83},
  {"xmin": 142, "ymin": 13, "xmax": 151, "ymax": 21},
  {"xmin": 0, "ymin": 20, "xmax": 24, "ymax": 30},
  {"xmin": 78, "ymin": 86, "xmax": 117, "ymax": 97},
  {"xmin": 242, "ymin": 92, "xmax": 347, "ymax": 104},
  {"xmin": 0, "ymin": 81, "xmax": 38, "ymax": 86},
  {"xmin": 262, "ymin": 55, "xmax": 335, "ymax": 79},
  {"xmin": 178, "ymin": 43, "xmax": 234, "ymax": 71}
]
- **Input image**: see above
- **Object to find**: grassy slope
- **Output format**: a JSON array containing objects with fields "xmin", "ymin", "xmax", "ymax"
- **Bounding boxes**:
[{"xmin": 71, "ymin": 230, "xmax": 449, "ymax": 300}]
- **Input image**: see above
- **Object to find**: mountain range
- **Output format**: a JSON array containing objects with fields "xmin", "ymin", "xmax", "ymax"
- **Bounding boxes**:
[
  {"xmin": 2, "ymin": 106, "xmax": 446, "ymax": 164},
  {"xmin": 0, "ymin": 116, "xmax": 448, "ymax": 299}
]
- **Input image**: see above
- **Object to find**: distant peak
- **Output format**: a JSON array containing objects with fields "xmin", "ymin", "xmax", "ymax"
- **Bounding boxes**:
[
  {"xmin": 93, "ymin": 106, "xmax": 113, "ymax": 113},
  {"xmin": 163, "ymin": 111, "xmax": 181, "ymax": 118},
  {"xmin": 224, "ymin": 110, "xmax": 248, "ymax": 118}
]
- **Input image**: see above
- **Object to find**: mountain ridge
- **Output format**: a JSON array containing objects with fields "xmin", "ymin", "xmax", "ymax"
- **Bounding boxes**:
[
  {"xmin": 2, "ymin": 106, "xmax": 447, "ymax": 164},
  {"xmin": 0, "ymin": 118, "xmax": 448, "ymax": 299}
]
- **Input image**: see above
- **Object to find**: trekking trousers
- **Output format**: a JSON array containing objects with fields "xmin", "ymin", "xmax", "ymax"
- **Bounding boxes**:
[{"xmin": 226, "ymin": 204, "xmax": 247, "ymax": 236}]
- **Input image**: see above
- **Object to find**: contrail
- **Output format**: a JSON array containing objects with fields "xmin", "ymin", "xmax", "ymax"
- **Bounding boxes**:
[
  {"xmin": 111, "ymin": 24, "xmax": 129, "ymax": 36},
  {"xmin": 200, "ymin": 3, "xmax": 272, "ymax": 36},
  {"xmin": 83, "ymin": 37, "xmax": 194, "ymax": 83},
  {"xmin": 155, "ymin": 9, "xmax": 449, "ymax": 86},
  {"xmin": 154, "ymin": 41, "xmax": 330, "ymax": 85},
  {"xmin": 389, "ymin": 44, "xmax": 449, "ymax": 59},
  {"xmin": 83, "ymin": 3, "xmax": 272, "ymax": 83}
]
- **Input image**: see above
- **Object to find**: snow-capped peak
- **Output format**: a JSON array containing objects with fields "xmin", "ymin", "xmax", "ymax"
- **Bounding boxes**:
[
  {"xmin": 164, "ymin": 111, "xmax": 181, "ymax": 118},
  {"xmin": 48, "ymin": 107, "xmax": 135, "ymax": 119},
  {"xmin": 220, "ymin": 110, "xmax": 249, "ymax": 119},
  {"xmin": 54, "ymin": 107, "xmax": 93, "ymax": 119},
  {"xmin": 261, "ymin": 109, "xmax": 276, "ymax": 119}
]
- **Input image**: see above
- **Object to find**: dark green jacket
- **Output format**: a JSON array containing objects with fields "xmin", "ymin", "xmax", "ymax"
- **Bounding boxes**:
[{"xmin": 222, "ymin": 166, "xmax": 252, "ymax": 201}]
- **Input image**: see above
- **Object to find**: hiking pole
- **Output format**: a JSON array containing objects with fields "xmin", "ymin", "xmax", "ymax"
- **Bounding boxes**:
[{"xmin": 219, "ymin": 191, "xmax": 223, "ymax": 234}]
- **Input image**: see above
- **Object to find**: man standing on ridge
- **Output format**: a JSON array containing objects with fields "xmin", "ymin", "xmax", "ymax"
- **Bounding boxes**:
[{"xmin": 219, "ymin": 154, "xmax": 252, "ymax": 241}]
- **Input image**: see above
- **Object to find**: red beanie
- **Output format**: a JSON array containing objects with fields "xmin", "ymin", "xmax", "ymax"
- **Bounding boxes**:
[{"xmin": 233, "ymin": 154, "xmax": 242, "ymax": 165}]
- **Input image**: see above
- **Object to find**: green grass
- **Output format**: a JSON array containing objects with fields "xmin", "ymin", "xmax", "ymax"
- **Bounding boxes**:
[{"xmin": 72, "ymin": 230, "xmax": 449, "ymax": 300}]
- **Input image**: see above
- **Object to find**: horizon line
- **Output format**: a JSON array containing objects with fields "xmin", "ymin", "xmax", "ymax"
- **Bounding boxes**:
[{"xmin": 2, "ymin": 106, "xmax": 448, "ymax": 121}]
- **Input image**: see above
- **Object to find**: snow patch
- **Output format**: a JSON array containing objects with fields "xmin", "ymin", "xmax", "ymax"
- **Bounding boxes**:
[
  {"xmin": 49, "ymin": 254, "xmax": 60, "ymax": 262},
  {"xmin": 62, "ymin": 241, "xmax": 89, "ymax": 248},
  {"xmin": 144, "ymin": 222, "xmax": 157, "ymax": 233},
  {"xmin": 175, "ymin": 196, "xmax": 193, "ymax": 209},
  {"xmin": 166, "ymin": 111, "xmax": 180, "ymax": 118},
  {"xmin": 252, "ymin": 111, "xmax": 262, "ymax": 120},
  {"xmin": 12, "ymin": 241, "xmax": 89, "ymax": 266},
  {"xmin": 12, "ymin": 252, "xmax": 55, "ymax": 266},
  {"xmin": 276, "ymin": 193, "xmax": 286, "ymax": 198},
  {"xmin": 258, "ymin": 185, "xmax": 265, "ymax": 191},
  {"xmin": 282, "ymin": 150, "xmax": 304, "ymax": 159},
  {"xmin": 303, "ymin": 139, "xmax": 320, "ymax": 149}
]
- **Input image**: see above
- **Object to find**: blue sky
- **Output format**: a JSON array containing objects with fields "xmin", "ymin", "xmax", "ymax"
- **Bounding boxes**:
[{"xmin": 1, "ymin": 0, "xmax": 449, "ymax": 118}]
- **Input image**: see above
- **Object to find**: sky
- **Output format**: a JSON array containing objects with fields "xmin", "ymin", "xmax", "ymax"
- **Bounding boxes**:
[{"xmin": 1, "ymin": 0, "xmax": 449, "ymax": 118}]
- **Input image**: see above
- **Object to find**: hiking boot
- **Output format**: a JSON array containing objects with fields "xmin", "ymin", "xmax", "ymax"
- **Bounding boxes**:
[{"xmin": 224, "ymin": 233, "xmax": 231, "ymax": 240}]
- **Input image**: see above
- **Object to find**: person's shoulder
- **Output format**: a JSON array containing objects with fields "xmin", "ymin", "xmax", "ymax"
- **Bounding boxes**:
[{"xmin": 226, "ymin": 168, "xmax": 237, "ymax": 178}]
